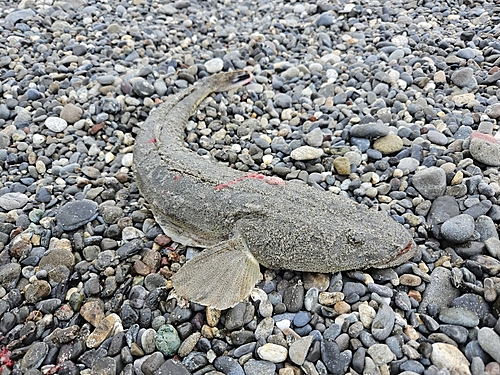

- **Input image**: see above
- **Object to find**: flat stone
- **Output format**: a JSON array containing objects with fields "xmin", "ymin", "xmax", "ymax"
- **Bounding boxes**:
[
  {"xmin": 439, "ymin": 308, "xmax": 480, "ymax": 328},
  {"xmin": 56, "ymin": 199, "xmax": 99, "ymax": 231},
  {"xmin": 0, "ymin": 192, "xmax": 28, "ymax": 210},
  {"xmin": 19, "ymin": 342, "xmax": 48, "ymax": 372},
  {"xmin": 80, "ymin": 301, "xmax": 105, "ymax": 326},
  {"xmin": 371, "ymin": 303, "xmax": 395, "ymax": 340},
  {"xmin": 289, "ymin": 335, "xmax": 313, "ymax": 365},
  {"xmin": 367, "ymin": 343, "xmax": 396, "ymax": 366},
  {"xmin": 257, "ymin": 343, "xmax": 288, "ymax": 363},
  {"xmin": 290, "ymin": 146, "xmax": 324, "ymax": 160},
  {"xmin": 86, "ymin": 314, "xmax": 120, "ymax": 348},
  {"xmin": 45, "ymin": 117, "xmax": 68, "ymax": 132},
  {"xmin": 478, "ymin": 327, "xmax": 500, "ymax": 362},
  {"xmin": 373, "ymin": 134, "xmax": 403, "ymax": 154}
]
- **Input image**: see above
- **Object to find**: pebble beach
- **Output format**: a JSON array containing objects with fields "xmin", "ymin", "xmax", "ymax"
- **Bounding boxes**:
[{"xmin": 1, "ymin": 0, "xmax": 500, "ymax": 374}]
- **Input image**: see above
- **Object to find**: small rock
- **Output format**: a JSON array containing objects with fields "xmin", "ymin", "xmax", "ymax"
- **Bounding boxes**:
[
  {"xmin": 56, "ymin": 200, "xmax": 99, "ymax": 231},
  {"xmin": 257, "ymin": 343, "xmax": 288, "ymax": 363},
  {"xmin": 440, "ymin": 214, "xmax": 475, "ymax": 243},
  {"xmin": 477, "ymin": 327, "xmax": 500, "ymax": 362},
  {"xmin": 469, "ymin": 132, "xmax": 500, "ymax": 166},
  {"xmin": 45, "ymin": 117, "xmax": 68, "ymax": 132},
  {"xmin": 289, "ymin": 335, "xmax": 313, "ymax": 365},
  {"xmin": 439, "ymin": 308, "xmax": 480, "ymax": 327},
  {"xmin": 430, "ymin": 343, "xmax": 471, "ymax": 375},
  {"xmin": 155, "ymin": 324, "xmax": 181, "ymax": 356},
  {"xmin": 367, "ymin": 343, "xmax": 396, "ymax": 366},
  {"xmin": 0, "ymin": 192, "xmax": 28, "ymax": 210},
  {"xmin": 204, "ymin": 58, "xmax": 224, "ymax": 73},
  {"xmin": 290, "ymin": 146, "xmax": 323, "ymax": 160},
  {"xmin": 373, "ymin": 134, "xmax": 403, "ymax": 154},
  {"xmin": 371, "ymin": 303, "xmax": 395, "ymax": 340},
  {"xmin": 60, "ymin": 103, "xmax": 83, "ymax": 124},
  {"xmin": 412, "ymin": 167, "xmax": 447, "ymax": 199}
]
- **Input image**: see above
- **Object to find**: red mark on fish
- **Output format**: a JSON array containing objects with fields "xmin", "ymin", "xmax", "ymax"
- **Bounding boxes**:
[{"xmin": 215, "ymin": 173, "xmax": 285, "ymax": 191}]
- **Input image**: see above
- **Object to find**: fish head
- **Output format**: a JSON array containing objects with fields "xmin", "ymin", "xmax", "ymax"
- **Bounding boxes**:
[{"xmin": 208, "ymin": 70, "xmax": 253, "ymax": 92}]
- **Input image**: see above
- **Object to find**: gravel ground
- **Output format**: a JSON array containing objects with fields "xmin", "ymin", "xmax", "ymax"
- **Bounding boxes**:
[{"xmin": 1, "ymin": 0, "xmax": 500, "ymax": 374}]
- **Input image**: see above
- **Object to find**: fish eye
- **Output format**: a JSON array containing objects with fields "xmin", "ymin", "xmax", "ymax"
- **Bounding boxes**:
[{"xmin": 347, "ymin": 230, "xmax": 365, "ymax": 245}]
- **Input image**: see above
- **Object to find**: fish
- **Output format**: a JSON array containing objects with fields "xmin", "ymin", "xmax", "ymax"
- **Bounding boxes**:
[{"xmin": 132, "ymin": 71, "xmax": 417, "ymax": 310}]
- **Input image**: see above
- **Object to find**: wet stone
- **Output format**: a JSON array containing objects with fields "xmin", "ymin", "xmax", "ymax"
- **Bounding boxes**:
[
  {"xmin": 56, "ymin": 200, "xmax": 99, "ymax": 231},
  {"xmin": 214, "ymin": 356, "xmax": 245, "ymax": 375},
  {"xmin": 439, "ymin": 308, "xmax": 480, "ymax": 328}
]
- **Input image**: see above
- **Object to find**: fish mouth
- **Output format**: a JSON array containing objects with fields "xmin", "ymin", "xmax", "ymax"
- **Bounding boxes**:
[
  {"xmin": 372, "ymin": 239, "xmax": 418, "ymax": 269},
  {"xmin": 231, "ymin": 71, "xmax": 253, "ymax": 86}
]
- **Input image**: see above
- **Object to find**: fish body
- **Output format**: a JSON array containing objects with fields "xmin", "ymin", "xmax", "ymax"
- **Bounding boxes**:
[{"xmin": 133, "ymin": 71, "xmax": 417, "ymax": 309}]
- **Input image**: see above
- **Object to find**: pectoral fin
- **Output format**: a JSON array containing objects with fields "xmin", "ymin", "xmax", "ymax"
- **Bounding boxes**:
[{"xmin": 172, "ymin": 236, "xmax": 260, "ymax": 310}]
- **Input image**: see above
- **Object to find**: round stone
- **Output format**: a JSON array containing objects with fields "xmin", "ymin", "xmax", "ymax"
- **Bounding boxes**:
[
  {"xmin": 155, "ymin": 324, "xmax": 181, "ymax": 356},
  {"xmin": 373, "ymin": 134, "xmax": 403, "ymax": 154},
  {"xmin": 440, "ymin": 214, "xmax": 475, "ymax": 243},
  {"xmin": 290, "ymin": 146, "xmax": 323, "ymax": 161},
  {"xmin": 257, "ymin": 343, "xmax": 288, "ymax": 363},
  {"xmin": 204, "ymin": 58, "xmax": 224, "ymax": 73},
  {"xmin": 45, "ymin": 117, "xmax": 68, "ymax": 132}
]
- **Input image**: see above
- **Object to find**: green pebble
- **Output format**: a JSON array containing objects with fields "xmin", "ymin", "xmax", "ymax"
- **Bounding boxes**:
[
  {"xmin": 28, "ymin": 209, "xmax": 44, "ymax": 223},
  {"xmin": 155, "ymin": 324, "xmax": 180, "ymax": 356}
]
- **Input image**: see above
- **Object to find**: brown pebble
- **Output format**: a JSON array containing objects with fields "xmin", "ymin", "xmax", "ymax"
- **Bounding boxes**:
[
  {"xmin": 130, "ymin": 342, "xmax": 144, "ymax": 356},
  {"xmin": 155, "ymin": 234, "xmax": 172, "ymax": 247},
  {"xmin": 408, "ymin": 290, "xmax": 422, "ymax": 302},
  {"xmin": 80, "ymin": 301, "xmax": 105, "ymax": 326},
  {"xmin": 334, "ymin": 301, "xmax": 351, "ymax": 314},
  {"xmin": 89, "ymin": 122, "xmax": 105, "ymax": 135},
  {"xmin": 142, "ymin": 249, "xmax": 161, "ymax": 271},
  {"xmin": 133, "ymin": 259, "xmax": 150, "ymax": 276},
  {"xmin": 486, "ymin": 361, "xmax": 500, "ymax": 375},
  {"xmin": 114, "ymin": 172, "xmax": 129, "ymax": 183},
  {"xmin": 400, "ymin": 274, "xmax": 422, "ymax": 286},
  {"xmin": 318, "ymin": 292, "xmax": 344, "ymax": 306}
]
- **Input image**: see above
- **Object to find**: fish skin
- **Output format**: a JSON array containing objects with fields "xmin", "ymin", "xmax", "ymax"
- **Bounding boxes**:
[{"xmin": 133, "ymin": 71, "xmax": 417, "ymax": 307}]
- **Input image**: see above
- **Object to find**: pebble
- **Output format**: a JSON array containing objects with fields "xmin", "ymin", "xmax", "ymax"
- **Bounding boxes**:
[
  {"xmin": 290, "ymin": 146, "xmax": 324, "ymax": 160},
  {"xmin": 371, "ymin": 303, "xmax": 395, "ymax": 340},
  {"xmin": 412, "ymin": 167, "xmax": 447, "ymax": 200},
  {"xmin": 257, "ymin": 343, "xmax": 288, "ymax": 363},
  {"xmin": 155, "ymin": 324, "xmax": 181, "ymax": 356},
  {"xmin": 56, "ymin": 199, "xmax": 99, "ymax": 231},
  {"xmin": 0, "ymin": 192, "xmax": 28, "ymax": 210},
  {"xmin": 477, "ymin": 327, "xmax": 500, "ymax": 362},
  {"xmin": 440, "ymin": 214, "xmax": 475, "ymax": 243},
  {"xmin": 439, "ymin": 308, "xmax": 480, "ymax": 328},
  {"xmin": 430, "ymin": 343, "xmax": 471, "ymax": 375},
  {"xmin": 44, "ymin": 117, "xmax": 68, "ymax": 132},
  {"xmin": 468, "ymin": 132, "xmax": 500, "ymax": 166}
]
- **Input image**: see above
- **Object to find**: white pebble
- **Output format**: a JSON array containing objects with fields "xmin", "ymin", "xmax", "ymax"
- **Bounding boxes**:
[
  {"xmin": 32, "ymin": 134, "xmax": 45, "ymax": 145},
  {"xmin": 121, "ymin": 153, "xmax": 133, "ymax": 167},
  {"xmin": 276, "ymin": 319, "xmax": 290, "ymax": 331},
  {"xmin": 45, "ymin": 117, "xmax": 68, "ymax": 132},
  {"xmin": 257, "ymin": 343, "xmax": 288, "ymax": 363},
  {"xmin": 204, "ymin": 58, "xmax": 224, "ymax": 73},
  {"xmin": 262, "ymin": 154, "xmax": 273, "ymax": 165}
]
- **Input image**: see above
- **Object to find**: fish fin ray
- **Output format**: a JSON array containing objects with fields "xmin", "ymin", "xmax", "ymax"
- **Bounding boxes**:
[{"xmin": 172, "ymin": 236, "xmax": 260, "ymax": 310}]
